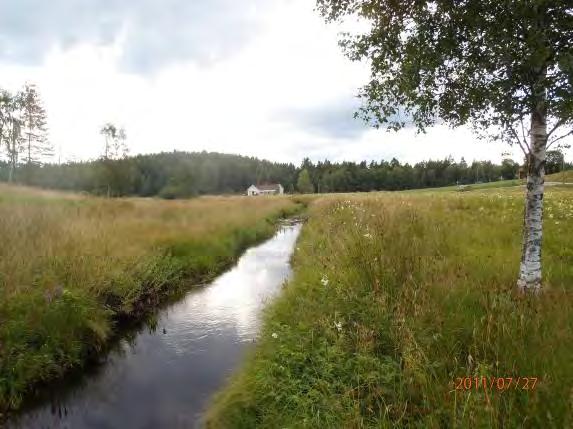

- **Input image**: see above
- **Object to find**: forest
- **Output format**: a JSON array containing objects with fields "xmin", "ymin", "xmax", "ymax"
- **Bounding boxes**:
[{"xmin": 0, "ymin": 150, "xmax": 570, "ymax": 197}]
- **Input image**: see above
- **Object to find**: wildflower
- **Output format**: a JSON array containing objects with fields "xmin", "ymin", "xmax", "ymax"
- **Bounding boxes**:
[
  {"xmin": 549, "ymin": 213, "xmax": 554, "ymax": 219},
  {"xmin": 321, "ymin": 275, "xmax": 329, "ymax": 286},
  {"xmin": 334, "ymin": 321, "xmax": 343, "ymax": 332},
  {"xmin": 555, "ymin": 221, "xmax": 560, "ymax": 225},
  {"xmin": 363, "ymin": 233, "xmax": 372, "ymax": 239},
  {"xmin": 272, "ymin": 332, "xmax": 278, "ymax": 339}
]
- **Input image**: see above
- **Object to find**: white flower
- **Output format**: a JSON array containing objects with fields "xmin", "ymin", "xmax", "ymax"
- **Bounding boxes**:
[
  {"xmin": 363, "ymin": 233, "xmax": 372, "ymax": 239},
  {"xmin": 555, "ymin": 221, "xmax": 560, "ymax": 225},
  {"xmin": 549, "ymin": 213, "xmax": 554, "ymax": 219},
  {"xmin": 334, "ymin": 321, "xmax": 343, "ymax": 332},
  {"xmin": 272, "ymin": 332, "xmax": 278, "ymax": 339},
  {"xmin": 321, "ymin": 275, "xmax": 329, "ymax": 286}
]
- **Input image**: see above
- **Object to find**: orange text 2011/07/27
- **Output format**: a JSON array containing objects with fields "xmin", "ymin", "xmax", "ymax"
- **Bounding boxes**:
[{"xmin": 453, "ymin": 377, "xmax": 538, "ymax": 392}]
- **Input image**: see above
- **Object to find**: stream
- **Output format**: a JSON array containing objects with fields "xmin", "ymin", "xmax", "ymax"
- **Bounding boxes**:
[{"xmin": 8, "ymin": 222, "xmax": 302, "ymax": 429}]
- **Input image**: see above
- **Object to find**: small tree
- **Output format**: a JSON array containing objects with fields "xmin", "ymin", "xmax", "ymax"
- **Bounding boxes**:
[
  {"xmin": 0, "ymin": 90, "xmax": 24, "ymax": 182},
  {"xmin": 317, "ymin": 0, "xmax": 573, "ymax": 292},
  {"xmin": 501, "ymin": 158, "xmax": 520, "ymax": 180},
  {"xmin": 100, "ymin": 123, "xmax": 128, "ymax": 160},
  {"xmin": 99, "ymin": 123, "xmax": 128, "ymax": 196},
  {"xmin": 21, "ymin": 83, "xmax": 51, "ymax": 166},
  {"xmin": 297, "ymin": 168, "xmax": 315, "ymax": 194},
  {"xmin": 545, "ymin": 150, "xmax": 565, "ymax": 175}
]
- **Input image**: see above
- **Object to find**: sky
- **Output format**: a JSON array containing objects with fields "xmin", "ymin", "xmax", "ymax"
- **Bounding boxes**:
[{"xmin": 0, "ymin": 0, "xmax": 567, "ymax": 165}]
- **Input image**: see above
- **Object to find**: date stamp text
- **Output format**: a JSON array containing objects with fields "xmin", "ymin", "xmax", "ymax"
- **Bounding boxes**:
[{"xmin": 453, "ymin": 376, "xmax": 539, "ymax": 392}]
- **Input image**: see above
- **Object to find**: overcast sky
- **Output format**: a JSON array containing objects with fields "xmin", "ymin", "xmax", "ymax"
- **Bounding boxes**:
[{"xmin": 0, "ymin": 0, "xmax": 566, "ymax": 165}]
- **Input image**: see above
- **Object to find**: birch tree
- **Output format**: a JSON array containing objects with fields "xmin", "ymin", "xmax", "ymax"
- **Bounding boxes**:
[
  {"xmin": 99, "ymin": 123, "xmax": 128, "ymax": 196},
  {"xmin": 0, "ymin": 90, "xmax": 24, "ymax": 182},
  {"xmin": 100, "ymin": 123, "xmax": 127, "ymax": 160},
  {"xmin": 317, "ymin": 0, "xmax": 573, "ymax": 293}
]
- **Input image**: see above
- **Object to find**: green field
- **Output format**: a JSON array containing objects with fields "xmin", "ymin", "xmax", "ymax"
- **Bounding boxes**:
[
  {"xmin": 207, "ymin": 186, "xmax": 573, "ymax": 428},
  {"xmin": 401, "ymin": 179, "xmax": 523, "ymax": 193},
  {"xmin": 0, "ymin": 184, "xmax": 301, "ymax": 411},
  {"xmin": 546, "ymin": 170, "xmax": 573, "ymax": 183}
]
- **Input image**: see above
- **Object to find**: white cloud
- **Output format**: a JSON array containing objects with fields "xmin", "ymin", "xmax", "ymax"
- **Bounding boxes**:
[{"xmin": 0, "ymin": 0, "xmax": 570, "ymax": 165}]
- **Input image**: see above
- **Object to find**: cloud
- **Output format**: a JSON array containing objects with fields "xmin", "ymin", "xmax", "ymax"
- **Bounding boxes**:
[
  {"xmin": 277, "ymin": 95, "xmax": 372, "ymax": 140},
  {"xmin": 0, "ymin": 0, "xmax": 546, "ymax": 167},
  {"xmin": 0, "ymin": 0, "xmax": 271, "ymax": 73}
]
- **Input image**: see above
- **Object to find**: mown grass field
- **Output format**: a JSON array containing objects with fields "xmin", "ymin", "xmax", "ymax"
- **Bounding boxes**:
[
  {"xmin": 0, "ymin": 184, "xmax": 301, "ymax": 412},
  {"xmin": 207, "ymin": 186, "xmax": 573, "ymax": 428}
]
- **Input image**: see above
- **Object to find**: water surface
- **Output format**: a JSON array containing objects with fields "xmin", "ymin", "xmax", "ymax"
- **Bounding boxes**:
[{"xmin": 9, "ymin": 223, "xmax": 302, "ymax": 429}]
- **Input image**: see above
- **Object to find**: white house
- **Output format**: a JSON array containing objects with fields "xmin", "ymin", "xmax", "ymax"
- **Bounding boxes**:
[{"xmin": 247, "ymin": 184, "xmax": 284, "ymax": 196}]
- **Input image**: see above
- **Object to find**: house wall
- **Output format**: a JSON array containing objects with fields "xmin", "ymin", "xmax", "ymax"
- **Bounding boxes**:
[{"xmin": 247, "ymin": 185, "xmax": 283, "ymax": 196}]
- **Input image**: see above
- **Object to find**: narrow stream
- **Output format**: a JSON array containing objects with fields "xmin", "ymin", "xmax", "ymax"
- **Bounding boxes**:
[{"xmin": 9, "ymin": 223, "xmax": 302, "ymax": 429}]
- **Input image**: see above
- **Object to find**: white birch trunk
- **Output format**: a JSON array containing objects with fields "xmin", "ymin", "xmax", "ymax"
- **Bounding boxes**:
[{"xmin": 517, "ymin": 107, "xmax": 546, "ymax": 293}]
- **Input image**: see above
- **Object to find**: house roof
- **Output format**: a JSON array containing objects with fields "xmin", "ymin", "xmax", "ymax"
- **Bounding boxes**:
[{"xmin": 253, "ymin": 184, "xmax": 281, "ymax": 191}]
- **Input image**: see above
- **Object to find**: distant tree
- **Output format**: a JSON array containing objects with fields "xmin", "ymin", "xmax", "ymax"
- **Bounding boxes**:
[
  {"xmin": 501, "ymin": 159, "xmax": 519, "ymax": 180},
  {"xmin": 21, "ymin": 83, "xmax": 51, "ymax": 166},
  {"xmin": 545, "ymin": 150, "xmax": 565, "ymax": 175},
  {"xmin": 99, "ymin": 123, "xmax": 128, "ymax": 196},
  {"xmin": 0, "ymin": 90, "xmax": 12, "ymax": 178},
  {"xmin": 0, "ymin": 89, "xmax": 24, "ymax": 182},
  {"xmin": 317, "ymin": 0, "xmax": 573, "ymax": 292},
  {"xmin": 297, "ymin": 169, "xmax": 314, "ymax": 194},
  {"xmin": 100, "ymin": 123, "xmax": 128, "ymax": 160}
]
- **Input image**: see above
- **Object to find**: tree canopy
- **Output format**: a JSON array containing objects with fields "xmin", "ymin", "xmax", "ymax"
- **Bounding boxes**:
[
  {"xmin": 317, "ymin": 0, "xmax": 573, "ymax": 291},
  {"xmin": 317, "ymin": 0, "xmax": 573, "ymax": 150}
]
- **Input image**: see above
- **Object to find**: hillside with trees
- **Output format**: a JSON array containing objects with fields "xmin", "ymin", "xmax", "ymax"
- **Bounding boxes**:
[{"xmin": 1, "ymin": 150, "xmax": 572, "ymax": 197}]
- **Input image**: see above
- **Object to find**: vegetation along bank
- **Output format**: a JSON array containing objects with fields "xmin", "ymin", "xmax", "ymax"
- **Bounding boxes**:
[
  {"xmin": 0, "ymin": 184, "xmax": 302, "ymax": 412},
  {"xmin": 207, "ymin": 185, "xmax": 573, "ymax": 428}
]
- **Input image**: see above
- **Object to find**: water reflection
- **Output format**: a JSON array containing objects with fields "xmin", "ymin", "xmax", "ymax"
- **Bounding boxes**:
[{"xmin": 9, "ymin": 223, "xmax": 302, "ymax": 429}]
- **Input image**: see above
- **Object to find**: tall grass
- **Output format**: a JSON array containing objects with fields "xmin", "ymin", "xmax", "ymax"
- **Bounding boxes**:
[
  {"xmin": 0, "ymin": 184, "xmax": 301, "ymax": 411},
  {"xmin": 206, "ymin": 186, "xmax": 573, "ymax": 428}
]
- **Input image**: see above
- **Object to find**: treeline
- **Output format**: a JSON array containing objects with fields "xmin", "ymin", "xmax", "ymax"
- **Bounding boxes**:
[
  {"xmin": 2, "ymin": 150, "xmax": 570, "ymax": 197},
  {"xmin": 297, "ymin": 150, "xmax": 568, "ymax": 193},
  {"xmin": 0, "ymin": 152, "xmax": 298, "ymax": 198}
]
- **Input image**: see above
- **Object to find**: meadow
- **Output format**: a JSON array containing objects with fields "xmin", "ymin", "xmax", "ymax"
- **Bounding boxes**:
[
  {"xmin": 207, "ymin": 185, "xmax": 573, "ymax": 428},
  {"xmin": 0, "ymin": 184, "xmax": 301, "ymax": 411},
  {"xmin": 546, "ymin": 170, "xmax": 573, "ymax": 183}
]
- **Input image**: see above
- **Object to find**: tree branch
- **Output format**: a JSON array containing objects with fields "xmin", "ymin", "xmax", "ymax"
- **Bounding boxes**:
[
  {"xmin": 509, "ymin": 125, "xmax": 530, "ymax": 157},
  {"xmin": 547, "ymin": 129, "xmax": 573, "ymax": 149},
  {"xmin": 520, "ymin": 117, "xmax": 531, "ymax": 153},
  {"xmin": 547, "ymin": 118, "xmax": 567, "ymax": 138}
]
